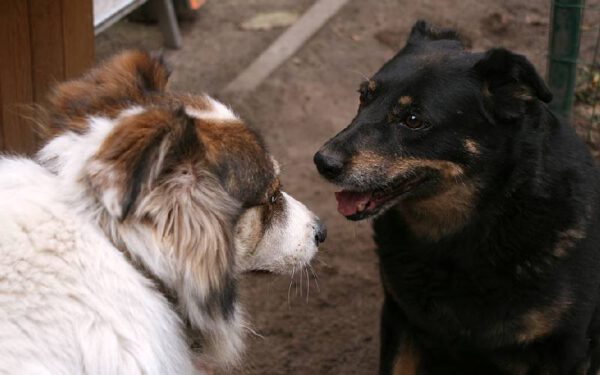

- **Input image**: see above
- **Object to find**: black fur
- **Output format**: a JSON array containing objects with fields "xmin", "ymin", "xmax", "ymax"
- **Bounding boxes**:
[{"xmin": 315, "ymin": 20, "xmax": 600, "ymax": 374}]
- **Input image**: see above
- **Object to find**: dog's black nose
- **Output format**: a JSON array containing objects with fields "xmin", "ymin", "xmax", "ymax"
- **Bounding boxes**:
[
  {"xmin": 314, "ymin": 219, "xmax": 327, "ymax": 244},
  {"xmin": 314, "ymin": 149, "xmax": 344, "ymax": 180}
]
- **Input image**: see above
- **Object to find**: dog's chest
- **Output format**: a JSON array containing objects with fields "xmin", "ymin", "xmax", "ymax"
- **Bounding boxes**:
[{"xmin": 374, "ymin": 221, "xmax": 568, "ymax": 349}]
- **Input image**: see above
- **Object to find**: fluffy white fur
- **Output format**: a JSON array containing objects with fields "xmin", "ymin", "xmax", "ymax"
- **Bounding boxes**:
[{"xmin": 0, "ymin": 157, "xmax": 197, "ymax": 374}]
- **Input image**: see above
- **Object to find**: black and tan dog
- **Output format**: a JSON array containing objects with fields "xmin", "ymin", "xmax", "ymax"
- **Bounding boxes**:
[{"xmin": 314, "ymin": 21, "xmax": 600, "ymax": 374}]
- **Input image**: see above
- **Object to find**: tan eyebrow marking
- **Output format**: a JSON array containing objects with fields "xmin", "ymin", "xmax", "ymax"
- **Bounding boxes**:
[
  {"xmin": 399, "ymin": 96, "xmax": 413, "ymax": 105},
  {"xmin": 368, "ymin": 80, "xmax": 377, "ymax": 91}
]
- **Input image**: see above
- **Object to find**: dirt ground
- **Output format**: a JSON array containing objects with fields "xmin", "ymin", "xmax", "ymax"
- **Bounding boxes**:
[{"xmin": 95, "ymin": 1, "xmax": 595, "ymax": 373}]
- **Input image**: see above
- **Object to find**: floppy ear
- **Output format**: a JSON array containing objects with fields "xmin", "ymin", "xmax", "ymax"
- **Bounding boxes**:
[
  {"xmin": 474, "ymin": 48, "xmax": 553, "ymax": 121},
  {"xmin": 86, "ymin": 107, "xmax": 198, "ymax": 220},
  {"xmin": 50, "ymin": 50, "xmax": 171, "ymax": 120},
  {"xmin": 408, "ymin": 20, "xmax": 463, "ymax": 44},
  {"xmin": 86, "ymin": 105, "xmax": 245, "ymax": 365}
]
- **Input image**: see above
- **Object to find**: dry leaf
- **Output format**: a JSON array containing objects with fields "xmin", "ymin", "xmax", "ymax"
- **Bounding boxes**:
[{"xmin": 240, "ymin": 11, "xmax": 300, "ymax": 31}]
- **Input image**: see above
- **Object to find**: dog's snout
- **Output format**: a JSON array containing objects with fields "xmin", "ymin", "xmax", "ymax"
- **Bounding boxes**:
[
  {"xmin": 314, "ymin": 148, "xmax": 345, "ymax": 180},
  {"xmin": 314, "ymin": 219, "xmax": 327, "ymax": 244}
]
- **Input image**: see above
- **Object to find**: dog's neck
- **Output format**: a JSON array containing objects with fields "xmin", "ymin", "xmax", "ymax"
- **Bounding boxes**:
[{"xmin": 396, "ymin": 178, "xmax": 480, "ymax": 241}]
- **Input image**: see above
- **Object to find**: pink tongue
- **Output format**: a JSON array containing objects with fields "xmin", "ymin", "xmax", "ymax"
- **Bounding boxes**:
[{"xmin": 335, "ymin": 191, "xmax": 372, "ymax": 216}]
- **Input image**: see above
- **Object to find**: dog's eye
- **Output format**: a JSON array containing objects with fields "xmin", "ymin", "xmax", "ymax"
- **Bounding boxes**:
[{"xmin": 403, "ymin": 114, "xmax": 425, "ymax": 129}]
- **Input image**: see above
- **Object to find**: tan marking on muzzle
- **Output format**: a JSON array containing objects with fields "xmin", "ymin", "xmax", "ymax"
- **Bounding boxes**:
[
  {"xmin": 352, "ymin": 151, "xmax": 473, "ymax": 240},
  {"xmin": 351, "ymin": 151, "xmax": 464, "ymax": 180}
]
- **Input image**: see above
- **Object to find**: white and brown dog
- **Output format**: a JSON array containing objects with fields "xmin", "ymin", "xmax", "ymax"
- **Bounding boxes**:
[{"xmin": 0, "ymin": 51, "xmax": 325, "ymax": 374}]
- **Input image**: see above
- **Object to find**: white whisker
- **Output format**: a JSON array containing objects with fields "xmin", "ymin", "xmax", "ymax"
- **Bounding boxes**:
[
  {"xmin": 345, "ymin": 68, "xmax": 371, "ymax": 82},
  {"xmin": 315, "ymin": 257, "xmax": 329, "ymax": 267},
  {"xmin": 288, "ymin": 266, "xmax": 295, "ymax": 309},
  {"xmin": 241, "ymin": 322, "xmax": 265, "ymax": 339},
  {"xmin": 299, "ymin": 265, "xmax": 303, "ymax": 297},
  {"xmin": 308, "ymin": 264, "xmax": 321, "ymax": 293},
  {"xmin": 305, "ymin": 267, "xmax": 310, "ymax": 303}
]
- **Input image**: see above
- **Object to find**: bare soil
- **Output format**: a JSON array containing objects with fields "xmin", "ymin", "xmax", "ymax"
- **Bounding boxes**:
[{"xmin": 95, "ymin": 1, "xmax": 596, "ymax": 373}]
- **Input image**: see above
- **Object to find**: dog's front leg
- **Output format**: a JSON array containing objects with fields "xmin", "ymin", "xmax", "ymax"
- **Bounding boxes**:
[{"xmin": 379, "ymin": 294, "xmax": 421, "ymax": 375}]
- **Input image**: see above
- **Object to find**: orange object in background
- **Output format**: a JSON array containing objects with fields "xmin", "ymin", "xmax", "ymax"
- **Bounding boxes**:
[{"xmin": 188, "ymin": 0, "xmax": 206, "ymax": 10}]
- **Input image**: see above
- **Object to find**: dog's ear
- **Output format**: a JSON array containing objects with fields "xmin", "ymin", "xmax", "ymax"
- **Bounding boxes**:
[
  {"xmin": 474, "ymin": 48, "xmax": 553, "ymax": 121},
  {"xmin": 50, "ymin": 50, "xmax": 171, "ymax": 119},
  {"xmin": 86, "ymin": 107, "xmax": 199, "ymax": 220},
  {"xmin": 408, "ymin": 20, "xmax": 462, "ymax": 44}
]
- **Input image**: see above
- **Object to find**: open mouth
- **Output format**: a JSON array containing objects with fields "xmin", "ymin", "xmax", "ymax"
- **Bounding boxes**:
[{"xmin": 334, "ymin": 175, "xmax": 425, "ymax": 220}]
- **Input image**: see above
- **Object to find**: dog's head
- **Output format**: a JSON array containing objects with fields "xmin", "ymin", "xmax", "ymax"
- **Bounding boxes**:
[
  {"xmin": 39, "ymin": 50, "xmax": 325, "ymax": 366},
  {"xmin": 314, "ymin": 21, "xmax": 552, "ymax": 239}
]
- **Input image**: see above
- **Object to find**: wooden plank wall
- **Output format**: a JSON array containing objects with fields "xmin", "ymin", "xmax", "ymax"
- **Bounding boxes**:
[{"xmin": 0, "ymin": 0, "xmax": 94, "ymax": 155}]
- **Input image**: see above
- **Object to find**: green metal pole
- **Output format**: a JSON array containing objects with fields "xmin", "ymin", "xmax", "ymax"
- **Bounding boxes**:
[{"xmin": 547, "ymin": 0, "xmax": 585, "ymax": 118}]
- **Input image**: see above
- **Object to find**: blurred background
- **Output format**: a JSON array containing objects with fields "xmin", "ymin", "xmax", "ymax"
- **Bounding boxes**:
[{"xmin": 1, "ymin": 1, "xmax": 599, "ymax": 374}]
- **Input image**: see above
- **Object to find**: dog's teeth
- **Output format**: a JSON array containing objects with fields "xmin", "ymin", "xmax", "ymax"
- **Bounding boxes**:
[{"xmin": 357, "ymin": 202, "xmax": 367, "ymax": 212}]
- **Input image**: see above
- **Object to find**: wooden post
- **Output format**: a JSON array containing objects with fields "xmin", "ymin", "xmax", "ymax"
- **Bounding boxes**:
[{"xmin": 0, "ymin": 0, "xmax": 94, "ymax": 155}]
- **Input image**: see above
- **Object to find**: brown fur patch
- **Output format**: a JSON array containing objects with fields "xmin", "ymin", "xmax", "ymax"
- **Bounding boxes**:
[
  {"xmin": 553, "ymin": 228, "xmax": 586, "ymax": 258},
  {"xmin": 92, "ymin": 109, "xmax": 176, "ymax": 179},
  {"xmin": 368, "ymin": 80, "xmax": 377, "ymax": 91},
  {"xmin": 196, "ymin": 118, "xmax": 274, "ymax": 205},
  {"xmin": 482, "ymin": 82, "xmax": 491, "ymax": 97},
  {"xmin": 45, "ymin": 50, "xmax": 171, "ymax": 139},
  {"xmin": 235, "ymin": 207, "xmax": 265, "ymax": 257},
  {"xmin": 398, "ymin": 180, "xmax": 478, "ymax": 241},
  {"xmin": 237, "ymin": 178, "xmax": 283, "ymax": 256},
  {"xmin": 90, "ymin": 108, "xmax": 202, "ymax": 221},
  {"xmin": 392, "ymin": 159, "xmax": 464, "ymax": 179},
  {"xmin": 464, "ymin": 139, "xmax": 480, "ymax": 155},
  {"xmin": 392, "ymin": 336, "xmax": 420, "ymax": 375},
  {"xmin": 516, "ymin": 291, "xmax": 572, "ymax": 343},
  {"xmin": 399, "ymin": 96, "xmax": 413, "ymax": 106},
  {"xmin": 197, "ymin": 121, "xmax": 260, "ymax": 165}
]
